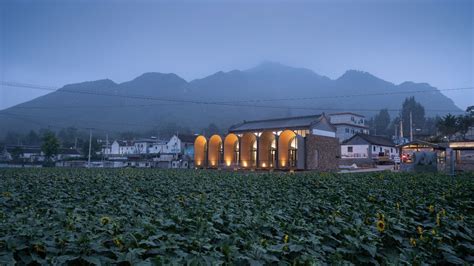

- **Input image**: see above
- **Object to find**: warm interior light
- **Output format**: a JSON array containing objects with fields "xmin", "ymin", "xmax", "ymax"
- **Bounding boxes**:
[
  {"xmin": 243, "ymin": 161, "xmax": 247, "ymax": 167},
  {"xmin": 281, "ymin": 161, "xmax": 286, "ymax": 167},
  {"xmin": 226, "ymin": 160, "xmax": 231, "ymax": 166},
  {"xmin": 262, "ymin": 163, "xmax": 266, "ymax": 167}
]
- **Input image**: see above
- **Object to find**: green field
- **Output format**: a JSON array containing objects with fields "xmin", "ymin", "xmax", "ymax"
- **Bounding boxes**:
[{"xmin": 1, "ymin": 169, "xmax": 473, "ymax": 265}]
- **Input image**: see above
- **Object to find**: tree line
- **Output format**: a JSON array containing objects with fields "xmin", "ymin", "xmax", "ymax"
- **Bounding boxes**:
[{"xmin": 368, "ymin": 97, "xmax": 473, "ymax": 141}]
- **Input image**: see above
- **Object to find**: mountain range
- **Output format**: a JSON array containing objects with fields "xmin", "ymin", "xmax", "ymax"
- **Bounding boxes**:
[{"xmin": 0, "ymin": 62, "xmax": 461, "ymax": 137}]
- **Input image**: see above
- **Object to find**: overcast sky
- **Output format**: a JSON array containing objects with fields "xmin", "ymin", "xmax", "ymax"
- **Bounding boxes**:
[{"xmin": 1, "ymin": 0, "xmax": 473, "ymax": 110}]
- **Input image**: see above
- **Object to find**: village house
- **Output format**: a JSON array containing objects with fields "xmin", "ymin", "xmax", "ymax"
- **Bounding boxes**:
[
  {"xmin": 329, "ymin": 112, "xmax": 369, "ymax": 142},
  {"xmin": 1, "ymin": 146, "xmax": 80, "ymax": 163},
  {"xmin": 104, "ymin": 135, "xmax": 195, "ymax": 157},
  {"xmin": 194, "ymin": 113, "xmax": 340, "ymax": 171},
  {"xmin": 341, "ymin": 133, "xmax": 398, "ymax": 162}
]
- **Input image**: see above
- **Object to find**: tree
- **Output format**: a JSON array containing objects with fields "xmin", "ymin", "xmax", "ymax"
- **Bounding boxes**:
[
  {"xmin": 41, "ymin": 131, "xmax": 60, "ymax": 163},
  {"xmin": 202, "ymin": 123, "xmax": 220, "ymax": 136},
  {"xmin": 456, "ymin": 114, "xmax": 473, "ymax": 140},
  {"xmin": 58, "ymin": 127, "xmax": 78, "ymax": 148},
  {"xmin": 10, "ymin": 146, "xmax": 23, "ymax": 162},
  {"xmin": 437, "ymin": 114, "xmax": 457, "ymax": 140},
  {"xmin": 81, "ymin": 138, "xmax": 101, "ymax": 159},
  {"xmin": 401, "ymin": 97, "xmax": 425, "ymax": 137},
  {"xmin": 373, "ymin": 109, "xmax": 391, "ymax": 136},
  {"xmin": 23, "ymin": 130, "xmax": 40, "ymax": 146}
]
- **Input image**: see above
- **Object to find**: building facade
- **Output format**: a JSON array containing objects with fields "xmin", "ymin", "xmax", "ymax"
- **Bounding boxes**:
[
  {"xmin": 341, "ymin": 133, "xmax": 398, "ymax": 161},
  {"xmin": 194, "ymin": 114, "xmax": 340, "ymax": 171},
  {"xmin": 329, "ymin": 112, "xmax": 369, "ymax": 142}
]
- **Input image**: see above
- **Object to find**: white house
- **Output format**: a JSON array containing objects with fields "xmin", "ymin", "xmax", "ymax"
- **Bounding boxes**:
[
  {"xmin": 329, "ymin": 112, "xmax": 369, "ymax": 142},
  {"xmin": 104, "ymin": 135, "xmax": 195, "ymax": 156},
  {"xmin": 341, "ymin": 133, "xmax": 398, "ymax": 160}
]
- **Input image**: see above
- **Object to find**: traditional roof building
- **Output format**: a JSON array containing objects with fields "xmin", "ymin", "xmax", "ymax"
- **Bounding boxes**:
[{"xmin": 194, "ymin": 114, "xmax": 340, "ymax": 171}]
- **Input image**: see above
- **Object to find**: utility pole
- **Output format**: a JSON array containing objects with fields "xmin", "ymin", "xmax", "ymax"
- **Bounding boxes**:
[
  {"xmin": 400, "ymin": 118, "xmax": 403, "ymax": 138},
  {"xmin": 410, "ymin": 111, "xmax": 413, "ymax": 141},
  {"xmin": 87, "ymin": 128, "xmax": 93, "ymax": 168}
]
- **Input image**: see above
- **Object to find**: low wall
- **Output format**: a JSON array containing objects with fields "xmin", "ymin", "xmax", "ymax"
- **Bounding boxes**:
[
  {"xmin": 305, "ymin": 135, "xmax": 340, "ymax": 172},
  {"xmin": 339, "ymin": 158, "xmax": 376, "ymax": 168}
]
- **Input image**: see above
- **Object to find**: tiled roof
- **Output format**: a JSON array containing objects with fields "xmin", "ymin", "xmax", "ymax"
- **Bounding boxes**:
[
  {"xmin": 229, "ymin": 114, "xmax": 322, "ymax": 133},
  {"xmin": 343, "ymin": 133, "xmax": 395, "ymax": 147}
]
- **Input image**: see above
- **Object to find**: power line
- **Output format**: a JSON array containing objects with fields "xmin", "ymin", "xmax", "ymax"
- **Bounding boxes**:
[{"xmin": 1, "ymin": 80, "xmax": 471, "ymax": 112}]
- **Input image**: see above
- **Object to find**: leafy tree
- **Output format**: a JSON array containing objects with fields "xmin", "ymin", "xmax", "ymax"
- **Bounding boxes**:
[
  {"xmin": 10, "ymin": 146, "xmax": 23, "ymax": 162},
  {"xmin": 437, "ymin": 114, "xmax": 457, "ymax": 140},
  {"xmin": 23, "ymin": 130, "xmax": 40, "ymax": 146},
  {"xmin": 58, "ymin": 127, "xmax": 79, "ymax": 148},
  {"xmin": 202, "ymin": 123, "xmax": 220, "ymax": 136},
  {"xmin": 41, "ymin": 131, "xmax": 60, "ymax": 163},
  {"xmin": 373, "ymin": 109, "xmax": 391, "ymax": 135},
  {"xmin": 456, "ymin": 114, "xmax": 473, "ymax": 140},
  {"xmin": 401, "ymin": 97, "xmax": 425, "ymax": 137},
  {"xmin": 81, "ymin": 138, "xmax": 101, "ymax": 159}
]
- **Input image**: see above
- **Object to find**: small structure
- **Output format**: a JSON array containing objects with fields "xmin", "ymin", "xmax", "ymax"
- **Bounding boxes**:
[
  {"xmin": 341, "ymin": 133, "xmax": 398, "ymax": 163},
  {"xmin": 194, "ymin": 114, "xmax": 340, "ymax": 171},
  {"xmin": 329, "ymin": 112, "xmax": 369, "ymax": 142},
  {"xmin": 398, "ymin": 140, "xmax": 446, "ymax": 172}
]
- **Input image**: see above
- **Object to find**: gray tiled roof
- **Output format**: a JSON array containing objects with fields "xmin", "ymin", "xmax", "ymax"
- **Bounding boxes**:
[
  {"xmin": 229, "ymin": 114, "xmax": 322, "ymax": 133},
  {"xmin": 343, "ymin": 133, "xmax": 395, "ymax": 147}
]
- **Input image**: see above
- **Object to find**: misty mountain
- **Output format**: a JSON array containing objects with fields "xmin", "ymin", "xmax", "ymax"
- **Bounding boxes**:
[{"xmin": 0, "ymin": 62, "xmax": 461, "ymax": 137}]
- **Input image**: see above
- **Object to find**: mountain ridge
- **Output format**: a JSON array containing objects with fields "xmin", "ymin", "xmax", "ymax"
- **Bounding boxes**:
[{"xmin": 0, "ymin": 62, "xmax": 462, "ymax": 136}]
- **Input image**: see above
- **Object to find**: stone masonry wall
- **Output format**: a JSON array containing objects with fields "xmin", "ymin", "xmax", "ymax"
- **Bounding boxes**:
[{"xmin": 305, "ymin": 135, "xmax": 340, "ymax": 172}]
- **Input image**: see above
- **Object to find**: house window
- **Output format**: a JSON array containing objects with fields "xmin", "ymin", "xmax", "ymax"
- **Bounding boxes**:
[
  {"xmin": 379, "ymin": 147, "xmax": 382, "ymax": 152},
  {"xmin": 351, "ymin": 129, "xmax": 354, "ymax": 134},
  {"xmin": 351, "ymin": 116, "xmax": 355, "ymax": 121},
  {"xmin": 347, "ymin": 146, "xmax": 353, "ymax": 152},
  {"xmin": 345, "ymin": 128, "xmax": 349, "ymax": 133},
  {"xmin": 373, "ymin": 146, "xmax": 376, "ymax": 152},
  {"xmin": 391, "ymin": 148, "xmax": 393, "ymax": 153}
]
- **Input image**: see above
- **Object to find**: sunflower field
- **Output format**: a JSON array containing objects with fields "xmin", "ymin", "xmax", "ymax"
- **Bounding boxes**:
[{"xmin": 0, "ymin": 169, "xmax": 473, "ymax": 265}]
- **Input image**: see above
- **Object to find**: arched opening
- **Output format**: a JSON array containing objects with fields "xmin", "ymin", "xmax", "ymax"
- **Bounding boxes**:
[
  {"xmin": 208, "ymin": 135, "xmax": 223, "ymax": 168},
  {"xmin": 258, "ymin": 131, "xmax": 276, "ymax": 168},
  {"xmin": 278, "ymin": 130, "xmax": 297, "ymax": 169},
  {"xmin": 224, "ymin": 134, "xmax": 239, "ymax": 167},
  {"xmin": 194, "ymin": 135, "xmax": 207, "ymax": 168},
  {"xmin": 240, "ymin": 133, "xmax": 257, "ymax": 168}
]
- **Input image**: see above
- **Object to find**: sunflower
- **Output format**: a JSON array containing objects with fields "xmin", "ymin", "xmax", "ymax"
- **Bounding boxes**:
[
  {"xmin": 441, "ymin": 208, "xmax": 446, "ymax": 216},
  {"xmin": 283, "ymin": 234, "xmax": 289, "ymax": 243},
  {"xmin": 436, "ymin": 213, "xmax": 441, "ymax": 226},
  {"xmin": 417, "ymin": 226, "xmax": 423, "ymax": 235},
  {"xmin": 410, "ymin": 237, "xmax": 417, "ymax": 247},
  {"xmin": 113, "ymin": 238, "xmax": 123, "ymax": 248},
  {"xmin": 100, "ymin": 216, "xmax": 111, "ymax": 225},
  {"xmin": 377, "ymin": 213, "xmax": 385, "ymax": 221},
  {"xmin": 428, "ymin": 205, "xmax": 434, "ymax": 213},
  {"xmin": 396, "ymin": 202, "xmax": 400, "ymax": 211},
  {"xmin": 376, "ymin": 220, "xmax": 385, "ymax": 232}
]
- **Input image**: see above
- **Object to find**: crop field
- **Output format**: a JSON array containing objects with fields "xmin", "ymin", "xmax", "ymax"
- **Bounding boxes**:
[{"xmin": 0, "ymin": 169, "xmax": 473, "ymax": 265}]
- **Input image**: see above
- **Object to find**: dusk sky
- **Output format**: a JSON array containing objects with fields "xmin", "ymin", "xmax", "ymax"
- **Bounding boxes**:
[{"xmin": 1, "ymin": 0, "xmax": 472, "ymax": 110}]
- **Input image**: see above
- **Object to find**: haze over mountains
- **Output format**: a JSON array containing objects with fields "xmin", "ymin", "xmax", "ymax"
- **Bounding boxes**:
[{"xmin": 0, "ymin": 62, "xmax": 461, "ymax": 136}]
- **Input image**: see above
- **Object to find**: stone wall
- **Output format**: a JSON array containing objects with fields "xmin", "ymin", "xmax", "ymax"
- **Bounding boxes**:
[{"xmin": 305, "ymin": 135, "xmax": 340, "ymax": 172}]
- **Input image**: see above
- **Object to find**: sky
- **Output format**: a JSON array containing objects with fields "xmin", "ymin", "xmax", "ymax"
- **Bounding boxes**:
[{"xmin": 1, "ymin": 0, "xmax": 473, "ymax": 110}]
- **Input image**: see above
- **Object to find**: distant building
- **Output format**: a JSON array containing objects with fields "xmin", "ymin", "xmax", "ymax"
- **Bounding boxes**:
[
  {"xmin": 1, "ymin": 146, "xmax": 80, "ymax": 163},
  {"xmin": 103, "ymin": 135, "xmax": 194, "ymax": 156},
  {"xmin": 341, "ymin": 133, "xmax": 398, "ymax": 161},
  {"xmin": 329, "ymin": 112, "xmax": 369, "ymax": 142},
  {"xmin": 194, "ymin": 113, "xmax": 340, "ymax": 171}
]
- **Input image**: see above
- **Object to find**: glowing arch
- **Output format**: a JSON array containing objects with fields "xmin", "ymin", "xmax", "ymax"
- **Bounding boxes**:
[
  {"xmin": 194, "ymin": 135, "xmax": 207, "ymax": 168},
  {"xmin": 240, "ymin": 133, "xmax": 257, "ymax": 168},
  {"xmin": 208, "ymin": 135, "xmax": 223, "ymax": 168},
  {"xmin": 258, "ymin": 131, "xmax": 276, "ymax": 168},
  {"xmin": 224, "ymin": 134, "xmax": 239, "ymax": 167},
  {"xmin": 278, "ymin": 130, "xmax": 297, "ymax": 168}
]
